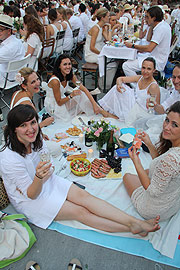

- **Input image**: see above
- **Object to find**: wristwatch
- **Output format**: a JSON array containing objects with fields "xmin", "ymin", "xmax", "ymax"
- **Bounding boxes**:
[{"xmin": 132, "ymin": 44, "xmax": 135, "ymax": 49}]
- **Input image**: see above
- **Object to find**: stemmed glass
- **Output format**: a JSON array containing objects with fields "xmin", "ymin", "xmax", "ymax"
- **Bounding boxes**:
[{"xmin": 147, "ymin": 94, "xmax": 157, "ymax": 114}]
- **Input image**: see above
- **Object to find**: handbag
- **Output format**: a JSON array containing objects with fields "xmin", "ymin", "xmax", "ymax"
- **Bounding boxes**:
[
  {"xmin": 0, "ymin": 177, "xmax": 10, "ymax": 210},
  {"xmin": 0, "ymin": 211, "xmax": 36, "ymax": 269}
]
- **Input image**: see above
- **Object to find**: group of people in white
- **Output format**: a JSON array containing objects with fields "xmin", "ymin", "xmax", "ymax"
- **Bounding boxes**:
[{"xmin": 0, "ymin": 0, "xmax": 180, "ymax": 243}]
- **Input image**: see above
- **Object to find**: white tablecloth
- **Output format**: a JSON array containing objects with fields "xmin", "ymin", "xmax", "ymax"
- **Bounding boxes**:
[{"xmin": 98, "ymin": 45, "xmax": 137, "ymax": 77}]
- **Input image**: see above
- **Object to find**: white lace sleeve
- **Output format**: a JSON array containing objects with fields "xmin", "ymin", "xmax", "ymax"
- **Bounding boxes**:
[{"xmin": 147, "ymin": 151, "xmax": 180, "ymax": 197}]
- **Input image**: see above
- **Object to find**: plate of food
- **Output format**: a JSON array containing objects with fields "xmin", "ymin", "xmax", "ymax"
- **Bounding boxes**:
[
  {"xmin": 60, "ymin": 140, "xmax": 83, "ymax": 155},
  {"xmin": 66, "ymin": 126, "xmax": 82, "ymax": 136},
  {"xmin": 52, "ymin": 132, "xmax": 69, "ymax": 142},
  {"xmin": 90, "ymin": 158, "xmax": 122, "ymax": 179}
]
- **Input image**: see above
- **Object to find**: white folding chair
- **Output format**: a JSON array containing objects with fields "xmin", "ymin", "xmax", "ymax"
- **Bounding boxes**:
[
  {"xmin": 33, "ymin": 45, "xmax": 42, "ymax": 71},
  {"xmin": 0, "ymin": 54, "xmax": 31, "ymax": 109}
]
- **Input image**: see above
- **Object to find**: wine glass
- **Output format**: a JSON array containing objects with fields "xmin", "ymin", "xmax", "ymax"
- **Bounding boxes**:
[
  {"xmin": 76, "ymin": 80, "xmax": 81, "ymax": 89},
  {"xmin": 148, "ymin": 94, "xmax": 157, "ymax": 114}
]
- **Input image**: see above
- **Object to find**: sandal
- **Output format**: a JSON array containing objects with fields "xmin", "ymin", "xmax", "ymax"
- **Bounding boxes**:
[
  {"xmin": 26, "ymin": 261, "xmax": 40, "ymax": 270},
  {"xmin": 68, "ymin": 258, "xmax": 82, "ymax": 270}
]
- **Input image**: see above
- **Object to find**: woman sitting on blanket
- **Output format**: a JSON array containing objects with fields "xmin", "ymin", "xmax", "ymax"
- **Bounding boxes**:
[
  {"xmin": 0, "ymin": 104, "xmax": 160, "ymax": 234},
  {"xmin": 44, "ymin": 54, "xmax": 116, "ymax": 121},
  {"xmin": 98, "ymin": 57, "xmax": 160, "ymax": 125},
  {"xmin": 123, "ymin": 101, "xmax": 180, "ymax": 221},
  {"xmin": 10, "ymin": 67, "xmax": 54, "ymax": 136}
]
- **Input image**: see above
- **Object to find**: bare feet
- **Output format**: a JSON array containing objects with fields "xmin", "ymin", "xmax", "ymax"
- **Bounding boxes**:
[
  {"xmin": 100, "ymin": 109, "xmax": 119, "ymax": 119},
  {"xmin": 130, "ymin": 216, "xmax": 160, "ymax": 237}
]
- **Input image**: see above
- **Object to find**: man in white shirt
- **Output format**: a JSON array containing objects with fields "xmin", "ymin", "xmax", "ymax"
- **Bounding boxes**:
[
  {"xmin": 0, "ymin": 14, "xmax": 25, "ymax": 88},
  {"xmin": 122, "ymin": 6, "xmax": 171, "ymax": 78},
  {"xmin": 79, "ymin": 3, "xmax": 90, "ymax": 37},
  {"xmin": 66, "ymin": 8, "xmax": 85, "ymax": 42},
  {"xmin": 154, "ymin": 64, "xmax": 180, "ymax": 114}
]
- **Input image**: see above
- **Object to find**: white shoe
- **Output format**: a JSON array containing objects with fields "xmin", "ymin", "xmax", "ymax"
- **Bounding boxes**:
[{"xmin": 90, "ymin": 88, "xmax": 101, "ymax": 95}]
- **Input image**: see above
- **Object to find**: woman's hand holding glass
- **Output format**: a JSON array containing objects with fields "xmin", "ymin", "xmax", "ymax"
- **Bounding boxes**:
[
  {"xmin": 35, "ymin": 161, "xmax": 52, "ymax": 182},
  {"xmin": 147, "ymin": 93, "xmax": 157, "ymax": 113},
  {"xmin": 116, "ymin": 79, "xmax": 126, "ymax": 93},
  {"xmin": 71, "ymin": 89, "xmax": 81, "ymax": 97}
]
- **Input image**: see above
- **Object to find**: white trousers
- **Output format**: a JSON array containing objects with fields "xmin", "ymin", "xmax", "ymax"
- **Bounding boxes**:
[{"xmin": 122, "ymin": 59, "xmax": 141, "ymax": 88}]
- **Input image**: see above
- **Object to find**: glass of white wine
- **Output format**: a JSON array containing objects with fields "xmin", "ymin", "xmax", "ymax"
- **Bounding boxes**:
[
  {"xmin": 148, "ymin": 94, "xmax": 157, "ymax": 114},
  {"xmin": 76, "ymin": 80, "xmax": 81, "ymax": 89}
]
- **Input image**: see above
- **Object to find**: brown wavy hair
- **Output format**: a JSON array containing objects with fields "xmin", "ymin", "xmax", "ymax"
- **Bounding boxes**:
[
  {"xmin": 156, "ymin": 101, "xmax": 180, "ymax": 155},
  {"xmin": 23, "ymin": 14, "xmax": 45, "ymax": 42}
]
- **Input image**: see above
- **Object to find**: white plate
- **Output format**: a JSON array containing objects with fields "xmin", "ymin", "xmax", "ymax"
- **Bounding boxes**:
[{"xmin": 71, "ymin": 115, "xmax": 89, "ymax": 127}]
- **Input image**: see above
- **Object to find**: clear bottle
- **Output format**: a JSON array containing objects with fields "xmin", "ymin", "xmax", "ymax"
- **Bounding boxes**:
[
  {"xmin": 106, "ymin": 130, "xmax": 115, "ymax": 157},
  {"xmin": 0, "ymin": 108, "xmax": 3, "ymax": 122}
]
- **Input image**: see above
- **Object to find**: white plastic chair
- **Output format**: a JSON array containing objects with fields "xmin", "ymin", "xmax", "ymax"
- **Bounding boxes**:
[
  {"xmin": 0, "ymin": 54, "xmax": 31, "ymax": 109},
  {"xmin": 33, "ymin": 45, "xmax": 42, "ymax": 71}
]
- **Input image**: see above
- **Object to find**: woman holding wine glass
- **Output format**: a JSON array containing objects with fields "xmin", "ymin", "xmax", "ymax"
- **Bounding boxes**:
[
  {"xmin": 44, "ymin": 54, "xmax": 117, "ymax": 122},
  {"xmin": 98, "ymin": 57, "xmax": 160, "ymax": 125}
]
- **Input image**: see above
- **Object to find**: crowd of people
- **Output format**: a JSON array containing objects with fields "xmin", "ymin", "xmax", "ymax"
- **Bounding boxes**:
[{"xmin": 0, "ymin": 0, "xmax": 180, "ymax": 239}]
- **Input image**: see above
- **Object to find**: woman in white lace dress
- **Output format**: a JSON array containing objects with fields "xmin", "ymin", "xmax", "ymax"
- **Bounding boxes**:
[
  {"xmin": 123, "ymin": 101, "xmax": 180, "ymax": 221},
  {"xmin": 44, "ymin": 54, "xmax": 116, "ymax": 121},
  {"xmin": 98, "ymin": 57, "xmax": 160, "ymax": 124}
]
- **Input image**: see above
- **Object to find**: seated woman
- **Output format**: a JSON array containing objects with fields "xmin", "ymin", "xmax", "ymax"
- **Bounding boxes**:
[
  {"xmin": 10, "ymin": 67, "xmax": 54, "ymax": 129},
  {"xmin": 21, "ymin": 15, "xmax": 45, "ymax": 71},
  {"xmin": 56, "ymin": 7, "xmax": 73, "ymax": 52},
  {"xmin": 46, "ymin": 8, "xmax": 63, "ymax": 40},
  {"xmin": 109, "ymin": 11, "xmax": 122, "ymax": 37},
  {"xmin": 44, "ymin": 54, "xmax": 117, "ymax": 121},
  {"xmin": 98, "ymin": 57, "xmax": 160, "ymax": 124},
  {"xmin": 0, "ymin": 104, "xmax": 160, "ymax": 234},
  {"xmin": 123, "ymin": 101, "xmax": 180, "ymax": 221},
  {"xmin": 85, "ymin": 7, "xmax": 110, "ymax": 64}
]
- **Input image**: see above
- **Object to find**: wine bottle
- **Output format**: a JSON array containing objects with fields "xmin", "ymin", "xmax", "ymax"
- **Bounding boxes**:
[{"xmin": 106, "ymin": 130, "xmax": 115, "ymax": 157}]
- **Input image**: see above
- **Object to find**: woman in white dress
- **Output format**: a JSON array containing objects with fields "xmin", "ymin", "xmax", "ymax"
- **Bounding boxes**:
[
  {"xmin": 56, "ymin": 7, "xmax": 73, "ymax": 52},
  {"xmin": 22, "ymin": 15, "xmax": 44, "ymax": 71},
  {"xmin": 10, "ymin": 67, "xmax": 54, "ymax": 130},
  {"xmin": 46, "ymin": 8, "xmax": 63, "ymax": 40},
  {"xmin": 98, "ymin": 57, "xmax": 160, "ymax": 124},
  {"xmin": 0, "ymin": 104, "xmax": 160, "ymax": 233},
  {"xmin": 44, "ymin": 54, "xmax": 117, "ymax": 121},
  {"xmin": 123, "ymin": 101, "xmax": 180, "ymax": 221},
  {"xmin": 85, "ymin": 7, "xmax": 110, "ymax": 64}
]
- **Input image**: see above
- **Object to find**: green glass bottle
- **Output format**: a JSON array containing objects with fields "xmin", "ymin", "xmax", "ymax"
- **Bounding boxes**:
[{"xmin": 106, "ymin": 130, "xmax": 115, "ymax": 157}]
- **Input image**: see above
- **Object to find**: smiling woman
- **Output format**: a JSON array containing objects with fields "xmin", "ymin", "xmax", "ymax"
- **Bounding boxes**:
[
  {"xmin": 10, "ymin": 67, "xmax": 54, "ymax": 129},
  {"xmin": 123, "ymin": 101, "xmax": 180, "ymax": 221},
  {"xmin": 98, "ymin": 57, "xmax": 160, "ymax": 124},
  {"xmin": 44, "ymin": 54, "xmax": 117, "ymax": 121}
]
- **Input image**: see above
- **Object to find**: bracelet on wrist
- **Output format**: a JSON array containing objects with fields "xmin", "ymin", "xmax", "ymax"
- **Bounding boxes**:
[
  {"xmin": 132, "ymin": 44, "xmax": 135, "ymax": 49},
  {"xmin": 68, "ymin": 94, "xmax": 73, "ymax": 99},
  {"xmin": 35, "ymin": 173, "xmax": 43, "ymax": 180}
]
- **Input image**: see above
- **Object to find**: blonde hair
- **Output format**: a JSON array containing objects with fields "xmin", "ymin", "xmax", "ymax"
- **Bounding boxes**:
[
  {"xmin": 19, "ymin": 67, "xmax": 35, "ymax": 87},
  {"xmin": 56, "ymin": 7, "xmax": 72, "ymax": 29},
  {"xmin": 92, "ymin": 7, "xmax": 109, "ymax": 21}
]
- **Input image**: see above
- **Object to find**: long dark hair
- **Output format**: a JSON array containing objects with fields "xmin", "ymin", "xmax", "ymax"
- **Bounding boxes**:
[
  {"xmin": 2, "ymin": 105, "xmax": 43, "ymax": 157},
  {"xmin": 156, "ymin": 101, "xmax": 180, "ymax": 155},
  {"xmin": 53, "ymin": 54, "xmax": 73, "ymax": 82}
]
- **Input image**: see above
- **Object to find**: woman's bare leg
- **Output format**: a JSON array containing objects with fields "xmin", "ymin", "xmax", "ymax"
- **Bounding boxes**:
[
  {"xmin": 123, "ymin": 173, "xmax": 142, "ymax": 197},
  {"xmin": 65, "ymin": 184, "xmax": 160, "ymax": 235},
  {"xmin": 55, "ymin": 200, "xmax": 130, "ymax": 232}
]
